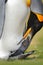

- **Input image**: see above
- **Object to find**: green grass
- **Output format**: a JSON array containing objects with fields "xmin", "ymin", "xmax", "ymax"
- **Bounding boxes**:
[{"xmin": 0, "ymin": 28, "xmax": 43, "ymax": 65}]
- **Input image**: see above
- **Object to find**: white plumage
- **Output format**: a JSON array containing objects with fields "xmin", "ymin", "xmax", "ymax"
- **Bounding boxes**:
[{"xmin": 0, "ymin": 0, "xmax": 30, "ymax": 59}]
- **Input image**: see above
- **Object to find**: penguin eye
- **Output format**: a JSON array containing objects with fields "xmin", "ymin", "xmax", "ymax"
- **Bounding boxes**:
[{"xmin": 5, "ymin": 0, "xmax": 7, "ymax": 3}]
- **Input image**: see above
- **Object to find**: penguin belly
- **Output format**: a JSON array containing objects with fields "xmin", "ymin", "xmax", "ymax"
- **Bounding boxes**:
[{"xmin": 1, "ymin": 0, "xmax": 30, "ymax": 52}]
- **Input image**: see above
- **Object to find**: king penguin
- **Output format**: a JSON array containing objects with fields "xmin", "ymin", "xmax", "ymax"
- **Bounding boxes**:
[{"xmin": 0, "ymin": 0, "xmax": 30, "ymax": 59}]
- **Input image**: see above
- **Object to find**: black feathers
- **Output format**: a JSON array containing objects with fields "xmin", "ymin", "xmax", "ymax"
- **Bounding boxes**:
[
  {"xmin": 5, "ymin": 0, "xmax": 7, "ymax": 3},
  {"xmin": 27, "ymin": 11, "xmax": 43, "ymax": 36}
]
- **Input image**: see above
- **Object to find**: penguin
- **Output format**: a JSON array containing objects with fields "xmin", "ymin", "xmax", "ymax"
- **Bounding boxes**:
[
  {"xmin": 9, "ymin": 0, "xmax": 43, "ymax": 60},
  {"xmin": 0, "ymin": 0, "xmax": 30, "ymax": 59},
  {"xmin": 0, "ymin": 0, "xmax": 43, "ymax": 60}
]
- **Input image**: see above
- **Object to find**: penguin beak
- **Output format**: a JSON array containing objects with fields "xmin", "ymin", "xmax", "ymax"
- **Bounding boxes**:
[{"xmin": 26, "ymin": 0, "xmax": 30, "ymax": 7}]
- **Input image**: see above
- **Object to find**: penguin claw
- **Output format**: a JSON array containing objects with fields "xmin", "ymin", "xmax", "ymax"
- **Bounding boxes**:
[{"xmin": 8, "ymin": 50, "xmax": 35, "ymax": 60}]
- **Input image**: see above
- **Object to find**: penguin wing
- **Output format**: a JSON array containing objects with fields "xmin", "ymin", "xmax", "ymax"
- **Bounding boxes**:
[{"xmin": 0, "ymin": 0, "xmax": 5, "ymax": 38}]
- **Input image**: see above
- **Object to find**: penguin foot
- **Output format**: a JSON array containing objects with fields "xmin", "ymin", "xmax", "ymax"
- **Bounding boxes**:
[{"xmin": 8, "ymin": 50, "xmax": 35, "ymax": 60}]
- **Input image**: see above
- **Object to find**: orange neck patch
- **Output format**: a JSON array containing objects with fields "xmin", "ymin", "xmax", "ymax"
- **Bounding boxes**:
[
  {"xmin": 26, "ymin": 0, "xmax": 31, "ymax": 7},
  {"xmin": 36, "ymin": 14, "xmax": 43, "ymax": 22}
]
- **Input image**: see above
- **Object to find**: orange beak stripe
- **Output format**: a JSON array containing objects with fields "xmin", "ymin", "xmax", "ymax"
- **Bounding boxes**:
[{"xmin": 23, "ymin": 28, "xmax": 31, "ymax": 39}]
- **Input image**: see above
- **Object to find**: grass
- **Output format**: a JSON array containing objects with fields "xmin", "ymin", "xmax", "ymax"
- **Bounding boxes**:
[{"xmin": 0, "ymin": 28, "xmax": 43, "ymax": 65}]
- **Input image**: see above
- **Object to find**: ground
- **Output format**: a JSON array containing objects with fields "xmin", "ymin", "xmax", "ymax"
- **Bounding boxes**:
[{"xmin": 0, "ymin": 28, "xmax": 43, "ymax": 65}]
